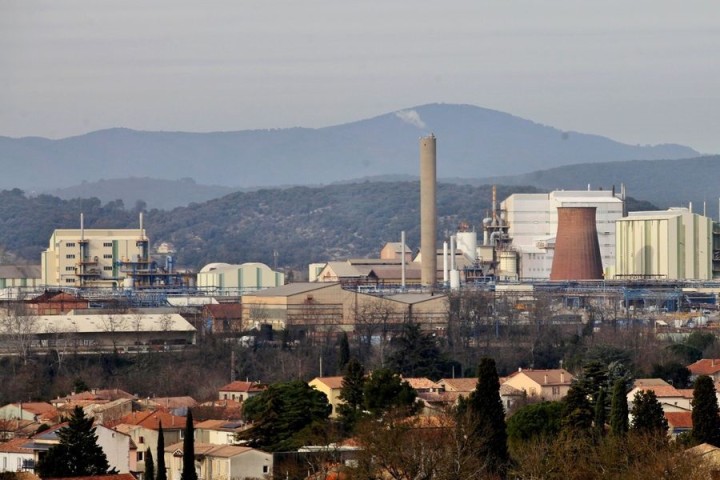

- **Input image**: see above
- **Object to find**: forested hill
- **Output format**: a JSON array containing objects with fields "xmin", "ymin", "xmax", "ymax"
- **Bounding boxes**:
[{"xmin": 0, "ymin": 183, "xmax": 657, "ymax": 271}]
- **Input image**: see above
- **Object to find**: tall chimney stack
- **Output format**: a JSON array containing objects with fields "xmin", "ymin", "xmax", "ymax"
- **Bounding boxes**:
[{"xmin": 420, "ymin": 134, "xmax": 437, "ymax": 287}]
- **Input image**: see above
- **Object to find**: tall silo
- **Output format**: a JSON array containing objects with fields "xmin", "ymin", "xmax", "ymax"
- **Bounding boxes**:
[
  {"xmin": 550, "ymin": 207, "xmax": 603, "ymax": 280},
  {"xmin": 420, "ymin": 134, "xmax": 437, "ymax": 287}
]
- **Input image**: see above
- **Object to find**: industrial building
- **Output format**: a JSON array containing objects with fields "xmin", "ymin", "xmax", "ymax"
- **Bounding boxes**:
[
  {"xmin": 41, "ymin": 227, "xmax": 149, "ymax": 288},
  {"xmin": 615, "ymin": 208, "xmax": 714, "ymax": 280},
  {"xmin": 501, "ymin": 189, "xmax": 624, "ymax": 280},
  {"xmin": 196, "ymin": 262, "xmax": 285, "ymax": 294}
]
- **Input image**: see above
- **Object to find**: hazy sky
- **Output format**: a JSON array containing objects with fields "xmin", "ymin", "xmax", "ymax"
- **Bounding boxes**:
[{"xmin": 1, "ymin": 0, "xmax": 718, "ymax": 152}]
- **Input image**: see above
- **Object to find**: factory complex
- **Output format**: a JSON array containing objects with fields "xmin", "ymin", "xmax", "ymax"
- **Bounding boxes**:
[{"xmin": 2, "ymin": 134, "xmax": 720, "ymax": 353}]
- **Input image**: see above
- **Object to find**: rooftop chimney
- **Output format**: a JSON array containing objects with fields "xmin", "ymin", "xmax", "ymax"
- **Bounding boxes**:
[{"xmin": 544, "ymin": 374, "xmax": 548, "ymax": 384}]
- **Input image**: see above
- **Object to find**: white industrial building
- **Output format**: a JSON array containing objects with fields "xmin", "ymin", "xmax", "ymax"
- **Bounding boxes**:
[
  {"xmin": 196, "ymin": 262, "xmax": 284, "ymax": 294},
  {"xmin": 41, "ymin": 227, "xmax": 148, "ymax": 288},
  {"xmin": 615, "ymin": 208, "xmax": 713, "ymax": 280},
  {"xmin": 502, "ymin": 190, "xmax": 624, "ymax": 280}
]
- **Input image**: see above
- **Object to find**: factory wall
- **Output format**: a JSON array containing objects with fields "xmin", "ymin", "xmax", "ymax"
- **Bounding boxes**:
[
  {"xmin": 196, "ymin": 262, "xmax": 284, "ymax": 293},
  {"xmin": 41, "ymin": 229, "xmax": 146, "ymax": 287},
  {"xmin": 615, "ymin": 209, "xmax": 712, "ymax": 280}
]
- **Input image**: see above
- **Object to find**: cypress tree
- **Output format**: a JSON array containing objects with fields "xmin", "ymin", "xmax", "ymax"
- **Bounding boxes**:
[
  {"xmin": 630, "ymin": 390, "xmax": 668, "ymax": 435},
  {"xmin": 338, "ymin": 332, "xmax": 350, "ymax": 372},
  {"xmin": 594, "ymin": 387, "xmax": 607, "ymax": 436},
  {"xmin": 156, "ymin": 422, "xmax": 167, "ymax": 480},
  {"xmin": 563, "ymin": 383, "xmax": 593, "ymax": 432},
  {"xmin": 181, "ymin": 409, "xmax": 197, "ymax": 480},
  {"xmin": 338, "ymin": 358, "xmax": 366, "ymax": 431},
  {"xmin": 145, "ymin": 447, "xmax": 155, "ymax": 480},
  {"xmin": 609, "ymin": 379, "xmax": 629, "ymax": 436},
  {"xmin": 691, "ymin": 375, "xmax": 720, "ymax": 446},
  {"xmin": 463, "ymin": 357, "xmax": 508, "ymax": 475}
]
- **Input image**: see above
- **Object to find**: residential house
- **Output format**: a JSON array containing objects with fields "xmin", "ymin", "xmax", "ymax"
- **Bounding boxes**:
[
  {"xmin": 0, "ymin": 403, "xmax": 58, "ymax": 425},
  {"xmin": 22, "ymin": 423, "xmax": 133, "ymax": 474},
  {"xmin": 308, "ymin": 377, "xmax": 344, "ymax": 418},
  {"xmin": 164, "ymin": 442, "xmax": 272, "ymax": 480},
  {"xmin": 665, "ymin": 411, "xmax": 693, "ymax": 438},
  {"xmin": 687, "ymin": 359, "xmax": 720, "ymax": 382},
  {"xmin": 433, "ymin": 377, "xmax": 524, "ymax": 412},
  {"xmin": 81, "ymin": 399, "xmax": 134, "ymax": 426},
  {"xmin": 52, "ymin": 388, "xmax": 136, "ymax": 408},
  {"xmin": 0, "ymin": 437, "xmax": 34, "ymax": 472},
  {"xmin": 626, "ymin": 385, "xmax": 692, "ymax": 413},
  {"xmin": 502, "ymin": 368, "xmax": 574, "ymax": 401},
  {"xmin": 140, "ymin": 397, "xmax": 197, "ymax": 417},
  {"xmin": 194, "ymin": 419, "xmax": 250, "ymax": 445},
  {"xmin": 218, "ymin": 381, "xmax": 265, "ymax": 403},
  {"xmin": 112, "ymin": 410, "xmax": 187, "ymax": 474},
  {"xmin": 0, "ymin": 419, "xmax": 43, "ymax": 441},
  {"xmin": 403, "ymin": 378, "xmax": 441, "ymax": 394}
]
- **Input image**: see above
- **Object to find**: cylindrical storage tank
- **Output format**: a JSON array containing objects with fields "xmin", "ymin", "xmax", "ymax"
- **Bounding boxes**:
[
  {"xmin": 450, "ymin": 269, "xmax": 461, "ymax": 290},
  {"xmin": 550, "ymin": 207, "xmax": 603, "ymax": 280},
  {"xmin": 456, "ymin": 231, "xmax": 477, "ymax": 262},
  {"xmin": 123, "ymin": 277, "xmax": 135, "ymax": 290},
  {"xmin": 420, "ymin": 134, "xmax": 437, "ymax": 287},
  {"xmin": 498, "ymin": 251, "xmax": 518, "ymax": 276}
]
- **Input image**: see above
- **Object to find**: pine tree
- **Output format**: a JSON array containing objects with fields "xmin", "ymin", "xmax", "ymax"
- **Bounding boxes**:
[
  {"xmin": 36, "ymin": 405, "xmax": 111, "ymax": 478},
  {"xmin": 156, "ymin": 422, "xmax": 167, "ymax": 480},
  {"xmin": 462, "ymin": 357, "xmax": 508, "ymax": 475},
  {"xmin": 691, "ymin": 375, "xmax": 720, "ymax": 446},
  {"xmin": 631, "ymin": 390, "xmax": 668, "ymax": 435},
  {"xmin": 609, "ymin": 379, "xmax": 629, "ymax": 436},
  {"xmin": 563, "ymin": 383, "xmax": 593, "ymax": 432},
  {"xmin": 338, "ymin": 332, "xmax": 350, "ymax": 372},
  {"xmin": 594, "ymin": 387, "xmax": 607, "ymax": 436},
  {"xmin": 338, "ymin": 358, "xmax": 366, "ymax": 432},
  {"xmin": 145, "ymin": 447, "xmax": 155, "ymax": 480},
  {"xmin": 181, "ymin": 409, "xmax": 197, "ymax": 480}
]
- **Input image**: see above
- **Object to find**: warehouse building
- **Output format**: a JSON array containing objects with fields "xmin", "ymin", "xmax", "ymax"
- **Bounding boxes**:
[{"xmin": 196, "ymin": 262, "xmax": 284, "ymax": 295}]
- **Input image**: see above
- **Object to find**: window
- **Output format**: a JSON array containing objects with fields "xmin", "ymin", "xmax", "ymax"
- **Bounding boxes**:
[
  {"xmin": 137, "ymin": 451, "xmax": 144, "ymax": 461},
  {"xmin": 103, "ymin": 242, "xmax": 113, "ymax": 247},
  {"xmin": 263, "ymin": 465, "xmax": 269, "ymax": 474},
  {"xmin": 66, "ymin": 254, "xmax": 75, "ymax": 259},
  {"xmin": 65, "ymin": 279, "xmax": 75, "ymax": 284},
  {"xmin": 66, "ymin": 266, "xmax": 75, "ymax": 271},
  {"xmin": 103, "ymin": 254, "xmax": 113, "ymax": 259},
  {"xmin": 552, "ymin": 386, "xmax": 560, "ymax": 396},
  {"xmin": 66, "ymin": 242, "xmax": 76, "ymax": 247},
  {"xmin": 139, "ymin": 436, "xmax": 144, "ymax": 444},
  {"xmin": 104, "ymin": 266, "xmax": 113, "ymax": 271}
]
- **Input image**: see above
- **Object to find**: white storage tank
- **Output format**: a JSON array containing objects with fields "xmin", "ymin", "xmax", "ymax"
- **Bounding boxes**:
[
  {"xmin": 498, "ymin": 251, "xmax": 518, "ymax": 277},
  {"xmin": 456, "ymin": 231, "xmax": 478, "ymax": 262}
]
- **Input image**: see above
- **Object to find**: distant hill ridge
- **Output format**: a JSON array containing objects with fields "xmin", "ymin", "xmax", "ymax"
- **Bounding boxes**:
[{"xmin": 0, "ymin": 103, "xmax": 700, "ymax": 192}]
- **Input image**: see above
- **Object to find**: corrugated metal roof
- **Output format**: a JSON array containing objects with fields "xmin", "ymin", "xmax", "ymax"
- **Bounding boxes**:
[
  {"xmin": 4, "ymin": 313, "xmax": 196, "ymax": 334},
  {"xmin": 0, "ymin": 264, "xmax": 41, "ymax": 278},
  {"xmin": 245, "ymin": 282, "xmax": 339, "ymax": 297}
]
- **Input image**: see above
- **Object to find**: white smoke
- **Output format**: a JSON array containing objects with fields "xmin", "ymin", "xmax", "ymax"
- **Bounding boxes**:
[{"xmin": 394, "ymin": 109, "xmax": 427, "ymax": 129}]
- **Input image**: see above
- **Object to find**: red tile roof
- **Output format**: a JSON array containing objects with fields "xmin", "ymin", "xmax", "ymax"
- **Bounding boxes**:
[
  {"xmin": 0, "ymin": 437, "xmax": 34, "ymax": 453},
  {"xmin": 311, "ymin": 377, "xmax": 345, "ymax": 390},
  {"xmin": 403, "ymin": 378, "xmax": 440, "ymax": 391},
  {"xmin": 439, "ymin": 378, "xmax": 478, "ymax": 392},
  {"xmin": 113, "ymin": 410, "xmax": 187, "ymax": 430},
  {"xmin": 665, "ymin": 412, "xmax": 693, "ymax": 429},
  {"xmin": 205, "ymin": 304, "xmax": 243, "ymax": 319},
  {"xmin": 13, "ymin": 402, "xmax": 58, "ymax": 419},
  {"xmin": 633, "ymin": 385, "xmax": 683, "ymax": 398},
  {"xmin": 218, "ymin": 381, "xmax": 266, "ymax": 393},
  {"xmin": 687, "ymin": 359, "xmax": 720, "ymax": 376}
]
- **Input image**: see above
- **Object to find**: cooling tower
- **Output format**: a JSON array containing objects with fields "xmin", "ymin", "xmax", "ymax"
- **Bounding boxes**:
[
  {"xmin": 420, "ymin": 134, "xmax": 437, "ymax": 287},
  {"xmin": 550, "ymin": 207, "xmax": 603, "ymax": 280}
]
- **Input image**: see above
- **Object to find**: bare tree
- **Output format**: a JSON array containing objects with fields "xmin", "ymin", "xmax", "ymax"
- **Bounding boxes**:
[
  {"xmin": 0, "ymin": 301, "xmax": 38, "ymax": 366},
  {"xmin": 100, "ymin": 313, "xmax": 127, "ymax": 352}
]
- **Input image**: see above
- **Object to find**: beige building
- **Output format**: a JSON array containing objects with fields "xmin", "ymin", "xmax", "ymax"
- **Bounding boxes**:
[
  {"xmin": 240, "ymin": 282, "xmax": 449, "ymax": 334},
  {"xmin": 164, "ymin": 442, "xmax": 272, "ymax": 480},
  {"xmin": 0, "ymin": 265, "xmax": 41, "ymax": 289},
  {"xmin": 196, "ymin": 262, "xmax": 284, "ymax": 294},
  {"xmin": 502, "ymin": 368, "xmax": 574, "ymax": 401},
  {"xmin": 308, "ymin": 377, "xmax": 344, "ymax": 418},
  {"xmin": 41, "ymin": 228, "xmax": 148, "ymax": 288},
  {"xmin": 615, "ymin": 208, "xmax": 713, "ymax": 280}
]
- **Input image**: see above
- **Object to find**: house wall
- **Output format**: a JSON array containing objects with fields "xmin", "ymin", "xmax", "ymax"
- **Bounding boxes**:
[
  {"xmin": 0, "ymin": 451, "xmax": 34, "ymax": 472},
  {"xmin": 229, "ymin": 451, "xmax": 272, "ymax": 480},
  {"xmin": 0, "ymin": 405, "xmax": 36, "ymax": 422},
  {"xmin": 97, "ymin": 426, "xmax": 132, "ymax": 473},
  {"xmin": 309, "ymin": 380, "xmax": 343, "ymax": 419},
  {"xmin": 503, "ymin": 375, "xmax": 569, "ymax": 401}
]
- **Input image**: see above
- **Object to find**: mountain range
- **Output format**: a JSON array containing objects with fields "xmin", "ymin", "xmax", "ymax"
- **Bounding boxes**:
[{"xmin": 0, "ymin": 103, "xmax": 701, "ymax": 192}]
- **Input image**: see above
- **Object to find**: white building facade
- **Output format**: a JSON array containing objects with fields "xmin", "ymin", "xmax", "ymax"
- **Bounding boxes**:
[
  {"xmin": 502, "ymin": 190, "xmax": 624, "ymax": 280},
  {"xmin": 615, "ymin": 208, "xmax": 713, "ymax": 280},
  {"xmin": 196, "ymin": 263, "xmax": 284, "ymax": 294}
]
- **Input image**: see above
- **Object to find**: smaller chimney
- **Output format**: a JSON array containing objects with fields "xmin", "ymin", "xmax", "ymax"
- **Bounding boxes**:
[
  {"xmin": 543, "ymin": 374, "xmax": 548, "ymax": 385},
  {"xmin": 518, "ymin": 367, "xmax": 522, "ymax": 373},
  {"xmin": 560, "ymin": 372, "xmax": 566, "ymax": 383}
]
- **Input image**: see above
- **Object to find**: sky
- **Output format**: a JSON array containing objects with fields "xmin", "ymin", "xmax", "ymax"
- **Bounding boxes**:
[{"xmin": 1, "ymin": 0, "xmax": 718, "ymax": 153}]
